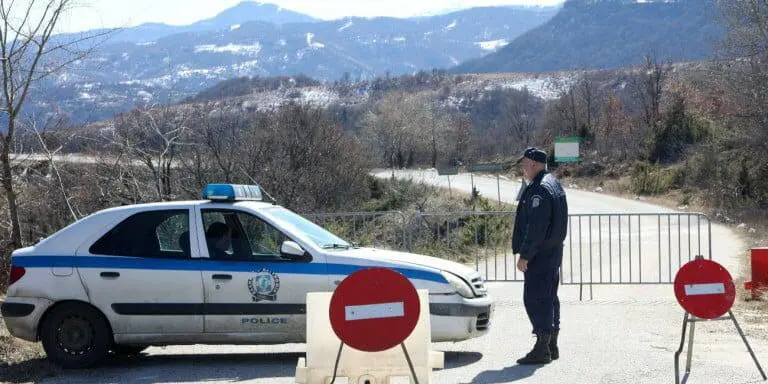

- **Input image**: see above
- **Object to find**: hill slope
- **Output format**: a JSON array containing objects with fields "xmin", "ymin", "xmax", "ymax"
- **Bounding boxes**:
[{"xmin": 453, "ymin": 0, "xmax": 723, "ymax": 73}]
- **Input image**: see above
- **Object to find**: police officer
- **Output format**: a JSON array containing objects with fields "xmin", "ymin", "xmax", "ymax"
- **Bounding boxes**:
[{"xmin": 512, "ymin": 147, "xmax": 568, "ymax": 365}]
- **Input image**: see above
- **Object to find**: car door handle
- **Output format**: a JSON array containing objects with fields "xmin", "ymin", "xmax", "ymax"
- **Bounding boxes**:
[
  {"xmin": 100, "ymin": 272, "xmax": 120, "ymax": 278},
  {"xmin": 212, "ymin": 274, "xmax": 232, "ymax": 280}
]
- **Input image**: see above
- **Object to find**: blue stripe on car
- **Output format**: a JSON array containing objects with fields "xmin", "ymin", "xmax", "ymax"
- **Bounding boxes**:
[{"xmin": 11, "ymin": 256, "xmax": 447, "ymax": 283}]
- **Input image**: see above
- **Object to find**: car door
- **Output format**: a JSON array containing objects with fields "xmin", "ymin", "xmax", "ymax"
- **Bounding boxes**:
[
  {"xmin": 196, "ymin": 207, "xmax": 327, "ymax": 342},
  {"xmin": 77, "ymin": 208, "xmax": 205, "ymax": 336}
]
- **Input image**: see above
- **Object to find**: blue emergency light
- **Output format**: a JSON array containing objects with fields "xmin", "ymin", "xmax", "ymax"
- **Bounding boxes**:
[{"xmin": 202, "ymin": 184, "xmax": 263, "ymax": 202}]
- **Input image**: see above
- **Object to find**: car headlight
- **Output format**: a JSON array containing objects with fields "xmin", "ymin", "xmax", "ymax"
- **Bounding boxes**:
[{"xmin": 441, "ymin": 271, "xmax": 475, "ymax": 299}]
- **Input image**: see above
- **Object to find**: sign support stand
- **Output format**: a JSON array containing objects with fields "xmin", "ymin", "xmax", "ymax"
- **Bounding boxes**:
[
  {"xmin": 673, "ymin": 255, "xmax": 766, "ymax": 384},
  {"xmin": 467, "ymin": 163, "xmax": 503, "ymax": 206},
  {"xmin": 329, "ymin": 341, "xmax": 421, "ymax": 384},
  {"xmin": 470, "ymin": 173, "xmax": 474, "ymax": 196},
  {"xmin": 401, "ymin": 343, "xmax": 420, "ymax": 384},
  {"xmin": 496, "ymin": 173, "xmax": 501, "ymax": 207},
  {"xmin": 438, "ymin": 167, "xmax": 458, "ymax": 198},
  {"xmin": 675, "ymin": 311, "xmax": 766, "ymax": 384}
]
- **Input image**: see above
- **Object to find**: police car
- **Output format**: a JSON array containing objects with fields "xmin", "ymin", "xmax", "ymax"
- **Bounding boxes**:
[{"xmin": 1, "ymin": 184, "xmax": 494, "ymax": 368}]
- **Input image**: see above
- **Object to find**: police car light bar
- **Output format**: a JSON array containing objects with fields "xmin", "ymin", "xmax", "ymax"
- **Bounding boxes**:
[{"xmin": 202, "ymin": 184, "xmax": 263, "ymax": 202}]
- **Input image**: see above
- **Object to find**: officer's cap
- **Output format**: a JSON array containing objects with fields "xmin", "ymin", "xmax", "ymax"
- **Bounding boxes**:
[{"xmin": 514, "ymin": 147, "xmax": 547, "ymax": 164}]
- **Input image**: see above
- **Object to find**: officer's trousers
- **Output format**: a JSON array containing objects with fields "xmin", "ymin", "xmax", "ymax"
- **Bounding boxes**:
[{"xmin": 523, "ymin": 247, "xmax": 562, "ymax": 334}]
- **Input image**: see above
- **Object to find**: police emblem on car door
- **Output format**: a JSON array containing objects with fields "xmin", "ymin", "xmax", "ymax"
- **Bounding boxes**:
[{"xmin": 248, "ymin": 269, "xmax": 280, "ymax": 302}]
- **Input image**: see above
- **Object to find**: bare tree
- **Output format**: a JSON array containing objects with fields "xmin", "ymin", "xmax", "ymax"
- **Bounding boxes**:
[
  {"xmin": 714, "ymin": 0, "xmax": 768, "ymax": 147},
  {"xmin": 0, "ymin": 0, "xmax": 111, "ymax": 256},
  {"xmin": 450, "ymin": 112, "xmax": 473, "ymax": 165},
  {"xmin": 630, "ymin": 53, "xmax": 671, "ymax": 130},
  {"xmin": 360, "ymin": 92, "xmax": 431, "ymax": 169},
  {"xmin": 106, "ymin": 106, "xmax": 189, "ymax": 202},
  {"xmin": 30, "ymin": 116, "xmax": 78, "ymax": 221}
]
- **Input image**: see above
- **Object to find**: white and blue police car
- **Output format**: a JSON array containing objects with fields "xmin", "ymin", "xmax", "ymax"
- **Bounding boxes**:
[{"xmin": 1, "ymin": 184, "xmax": 494, "ymax": 368}]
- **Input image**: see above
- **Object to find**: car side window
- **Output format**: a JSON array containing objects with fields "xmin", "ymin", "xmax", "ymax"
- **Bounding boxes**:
[
  {"xmin": 201, "ymin": 209, "xmax": 296, "ymax": 262},
  {"xmin": 90, "ymin": 210, "xmax": 191, "ymax": 259}
]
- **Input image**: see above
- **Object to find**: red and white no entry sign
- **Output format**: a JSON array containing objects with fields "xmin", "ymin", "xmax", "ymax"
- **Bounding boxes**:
[
  {"xmin": 329, "ymin": 267, "xmax": 421, "ymax": 352},
  {"xmin": 673, "ymin": 258, "xmax": 736, "ymax": 320}
]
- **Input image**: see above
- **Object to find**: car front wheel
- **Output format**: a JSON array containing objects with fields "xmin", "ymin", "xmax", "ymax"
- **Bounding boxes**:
[{"xmin": 40, "ymin": 302, "xmax": 111, "ymax": 369}]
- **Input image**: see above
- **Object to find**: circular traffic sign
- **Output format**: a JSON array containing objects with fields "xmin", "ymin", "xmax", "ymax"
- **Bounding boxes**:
[
  {"xmin": 329, "ymin": 267, "xmax": 420, "ymax": 352},
  {"xmin": 673, "ymin": 258, "xmax": 736, "ymax": 319}
]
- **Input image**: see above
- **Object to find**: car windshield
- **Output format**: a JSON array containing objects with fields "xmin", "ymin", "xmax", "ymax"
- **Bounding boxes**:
[{"xmin": 263, "ymin": 206, "xmax": 351, "ymax": 249}]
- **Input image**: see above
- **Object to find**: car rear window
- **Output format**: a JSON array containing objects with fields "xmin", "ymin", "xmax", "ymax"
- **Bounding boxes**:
[{"xmin": 89, "ymin": 209, "xmax": 191, "ymax": 259}]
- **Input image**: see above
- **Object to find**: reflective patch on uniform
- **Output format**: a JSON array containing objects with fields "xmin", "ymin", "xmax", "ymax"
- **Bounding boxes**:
[{"xmin": 532, "ymin": 195, "xmax": 542, "ymax": 208}]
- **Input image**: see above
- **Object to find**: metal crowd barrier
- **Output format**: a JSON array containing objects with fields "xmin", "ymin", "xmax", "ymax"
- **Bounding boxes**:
[{"xmin": 302, "ymin": 210, "xmax": 713, "ymax": 298}]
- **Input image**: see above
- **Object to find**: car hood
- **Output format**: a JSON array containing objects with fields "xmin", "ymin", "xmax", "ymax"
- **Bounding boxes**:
[{"xmin": 338, "ymin": 247, "xmax": 482, "ymax": 281}]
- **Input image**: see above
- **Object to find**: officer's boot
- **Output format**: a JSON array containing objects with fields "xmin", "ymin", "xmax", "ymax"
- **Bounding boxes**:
[
  {"xmin": 516, "ymin": 332, "xmax": 552, "ymax": 365},
  {"xmin": 549, "ymin": 330, "xmax": 559, "ymax": 360}
]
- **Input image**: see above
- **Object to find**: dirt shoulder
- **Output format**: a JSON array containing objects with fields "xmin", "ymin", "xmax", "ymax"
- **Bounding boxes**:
[{"xmin": 0, "ymin": 319, "xmax": 60, "ymax": 383}]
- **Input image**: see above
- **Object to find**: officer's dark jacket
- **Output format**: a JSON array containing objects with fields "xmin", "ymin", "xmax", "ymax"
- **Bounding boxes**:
[{"xmin": 512, "ymin": 170, "xmax": 568, "ymax": 261}]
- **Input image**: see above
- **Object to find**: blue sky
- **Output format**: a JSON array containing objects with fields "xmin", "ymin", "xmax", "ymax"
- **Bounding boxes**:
[{"xmin": 56, "ymin": 0, "xmax": 563, "ymax": 33}]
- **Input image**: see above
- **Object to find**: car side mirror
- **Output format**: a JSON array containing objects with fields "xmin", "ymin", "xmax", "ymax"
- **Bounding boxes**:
[{"xmin": 281, "ymin": 241, "xmax": 309, "ymax": 261}]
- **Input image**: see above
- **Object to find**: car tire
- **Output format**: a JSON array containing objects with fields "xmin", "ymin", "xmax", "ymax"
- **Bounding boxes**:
[
  {"xmin": 111, "ymin": 344, "xmax": 149, "ymax": 355},
  {"xmin": 40, "ymin": 302, "xmax": 112, "ymax": 369}
]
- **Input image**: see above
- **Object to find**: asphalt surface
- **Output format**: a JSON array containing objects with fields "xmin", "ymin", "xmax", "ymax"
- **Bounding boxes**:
[
  {"xmin": 21, "ymin": 169, "xmax": 768, "ymax": 384},
  {"xmin": 35, "ymin": 284, "xmax": 768, "ymax": 384}
]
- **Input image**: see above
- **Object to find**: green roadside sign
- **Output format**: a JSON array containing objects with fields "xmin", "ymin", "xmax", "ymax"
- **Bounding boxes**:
[
  {"xmin": 555, "ymin": 137, "xmax": 581, "ymax": 163},
  {"xmin": 468, "ymin": 163, "xmax": 503, "ymax": 173},
  {"xmin": 438, "ymin": 167, "xmax": 459, "ymax": 176}
]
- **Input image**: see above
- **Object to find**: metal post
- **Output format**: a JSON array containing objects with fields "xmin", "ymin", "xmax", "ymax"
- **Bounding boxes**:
[
  {"xmin": 674, "ymin": 310, "xmax": 767, "ymax": 384},
  {"xmin": 589, "ymin": 216, "xmax": 593, "ymax": 300},
  {"xmin": 729, "ymin": 310, "xmax": 767, "ymax": 380},
  {"xmin": 668, "ymin": 215, "xmax": 672, "ymax": 282},
  {"xmin": 497, "ymin": 173, "xmax": 501, "ymax": 207},
  {"xmin": 674, "ymin": 312, "xmax": 690, "ymax": 384},
  {"xmin": 685, "ymin": 314, "xmax": 696, "ymax": 374},
  {"xmin": 639, "ymin": 215, "xmax": 642, "ymax": 283},
  {"xmin": 579, "ymin": 216, "xmax": 583, "ymax": 300},
  {"xmin": 330, "ymin": 341, "xmax": 345, "ymax": 384},
  {"xmin": 609, "ymin": 215, "xmax": 613, "ymax": 282},
  {"xmin": 708, "ymin": 218, "xmax": 712, "ymax": 260},
  {"xmin": 599, "ymin": 215, "xmax": 603, "ymax": 283},
  {"xmin": 484, "ymin": 216, "xmax": 489, "ymax": 279},
  {"xmin": 658, "ymin": 215, "xmax": 662, "ymax": 283},
  {"xmin": 401, "ymin": 343, "xmax": 421, "ymax": 384},
  {"xmin": 474, "ymin": 221, "xmax": 479, "ymax": 273}
]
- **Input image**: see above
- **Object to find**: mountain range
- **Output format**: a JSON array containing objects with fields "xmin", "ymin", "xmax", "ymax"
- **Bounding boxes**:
[
  {"xmin": 38, "ymin": 2, "xmax": 558, "ymax": 123},
  {"xmin": 56, "ymin": 2, "xmax": 320, "ymax": 44},
  {"xmin": 29, "ymin": 0, "xmax": 726, "ymax": 125}
]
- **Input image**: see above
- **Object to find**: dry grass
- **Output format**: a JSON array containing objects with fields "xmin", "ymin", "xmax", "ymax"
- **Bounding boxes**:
[{"xmin": 0, "ymin": 313, "xmax": 61, "ymax": 383}]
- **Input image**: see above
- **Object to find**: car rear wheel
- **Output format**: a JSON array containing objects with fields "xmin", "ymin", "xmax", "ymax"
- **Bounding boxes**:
[
  {"xmin": 40, "ymin": 302, "xmax": 111, "ymax": 369},
  {"xmin": 111, "ymin": 344, "xmax": 149, "ymax": 355}
]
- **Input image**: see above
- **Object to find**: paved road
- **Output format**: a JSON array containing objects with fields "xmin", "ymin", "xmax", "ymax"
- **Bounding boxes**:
[
  {"xmin": 35, "ymin": 284, "xmax": 768, "ymax": 384},
  {"xmin": 24, "ymin": 168, "xmax": 768, "ymax": 384}
]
